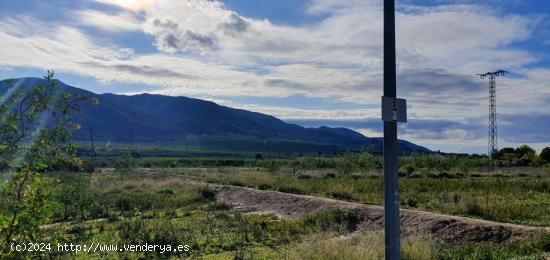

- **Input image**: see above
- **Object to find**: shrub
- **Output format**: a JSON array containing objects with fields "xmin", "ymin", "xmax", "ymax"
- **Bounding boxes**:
[
  {"xmin": 278, "ymin": 186, "xmax": 304, "ymax": 194},
  {"xmin": 540, "ymin": 147, "xmax": 550, "ymax": 163},
  {"xmin": 304, "ymin": 209, "xmax": 364, "ymax": 233},
  {"xmin": 258, "ymin": 183, "xmax": 273, "ymax": 190},
  {"xmin": 157, "ymin": 189, "xmax": 174, "ymax": 196},
  {"xmin": 229, "ymin": 180, "xmax": 244, "ymax": 187},
  {"xmin": 407, "ymin": 173, "xmax": 423, "ymax": 179},
  {"xmin": 199, "ymin": 188, "xmax": 216, "ymax": 202},
  {"xmin": 464, "ymin": 198, "xmax": 483, "ymax": 217},
  {"xmin": 439, "ymin": 172, "xmax": 455, "ymax": 178},
  {"xmin": 208, "ymin": 202, "xmax": 232, "ymax": 211},
  {"xmin": 114, "ymin": 151, "xmax": 136, "ymax": 183},
  {"xmin": 325, "ymin": 172, "xmax": 336, "ymax": 178},
  {"xmin": 330, "ymin": 191, "xmax": 353, "ymax": 201},
  {"xmin": 402, "ymin": 165, "xmax": 416, "ymax": 174},
  {"xmin": 403, "ymin": 198, "xmax": 418, "ymax": 208},
  {"xmin": 297, "ymin": 174, "xmax": 311, "ymax": 180}
]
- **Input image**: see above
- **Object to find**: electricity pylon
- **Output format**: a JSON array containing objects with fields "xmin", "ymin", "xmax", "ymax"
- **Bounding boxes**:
[{"xmin": 477, "ymin": 70, "xmax": 507, "ymax": 170}]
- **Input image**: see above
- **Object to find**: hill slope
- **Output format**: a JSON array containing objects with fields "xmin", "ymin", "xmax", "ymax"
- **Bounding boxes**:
[{"xmin": 0, "ymin": 77, "xmax": 430, "ymax": 153}]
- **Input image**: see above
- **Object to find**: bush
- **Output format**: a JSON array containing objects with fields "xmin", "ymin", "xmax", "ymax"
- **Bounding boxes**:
[
  {"xmin": 325, "ymin": 173, "xmax": 336, "ymax": 179},
  {"xmin": 278, "ymin": 185, "xmax": 304, "ymax": 194},
  {"xmin": 229, "ymin": 180, "xmax": 244, "ymax": 187},
  {"xmin": 330, "ymin": 191, "xmax": 353, "ymax": 201},
  {"xmin": 403, "ymin": 198, "xmax": 418, "ymax": 208},
  {"xmin": 540, "ymin": 147, "xmax": 550, "ymax": 163},
  {"xmin": 464, "ymin": 198, "xmax": 483, "ymax": 217},
  {"xmin": 258, "ymin": 183, "xmax": 273, "ymax": 190},
  {"xmin": 438, "ymin": 172, "xmax": 455, "ymax": 178},
  {"xmin": 208, "ymin": 202, "xmax": 232, "ymax": 211},
  {"xmin": 199, "ymin": 188, "xmax": 216, "ymax": 202},
  {"xmin": 297, "ymin": 174, "xmax": 311, "ymax": 180},
  {"xmin": 304, "ymin": 209, "xmax": 364, "ymax": 233},
  {"xmin": 157, "ymin": 189, "xmax": 174, "ymax": 196},
  {"xmin": 83, "ymin": 161, "xmax": 95, "ymax": 173},
  {"xmin": 407, "ymin": 173, "xmax": 423, "ymax": 179},
  {"xmin": 402, "ymin": 165, "xmax": 416, "ymax": 174}
]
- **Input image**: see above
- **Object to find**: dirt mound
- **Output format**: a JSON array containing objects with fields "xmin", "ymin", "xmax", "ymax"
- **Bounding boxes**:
[{"xmin": 211, "ymin": 184, "xmax": 549, "ymax": 245}]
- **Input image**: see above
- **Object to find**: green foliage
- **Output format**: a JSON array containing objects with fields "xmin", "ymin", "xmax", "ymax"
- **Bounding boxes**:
[
  {"xmin": 516, "ymin": 145, "xmax": 536, "ymax": 158},
  {"xmin": 0, "ymin": 72, "xmax": 95, "ymax": 257},
  {"xmin": 540, "ymin": 147, "xmax": 550, "ymax": 163},
  {"xmin": 52, "ymin": 172, "xmax": 94, "ymax": 221},
  {"xmin": 114, "ymin": 151, "xmax": 136, "ymax": 183},
  {"xmin": 498, "ymin": 147, "xmax": 516, "ymax": 160},
  {"xmin": 498, "ymin": 145, "xmax": 542, "ymax": 166},
  {"xmin": 14, "ymin": 171, "xmax": 549, "ymax": 259},
  {"xmin": 399, "ymin": 154, "xmax": 489, "ymax": 174},
  {"xmin": 303, "ymin": 209, "xmax": 364, "ymax": 234},
  {"xmin": 278, "ymin": 185, "xmax": 304, "ymax": 194}
]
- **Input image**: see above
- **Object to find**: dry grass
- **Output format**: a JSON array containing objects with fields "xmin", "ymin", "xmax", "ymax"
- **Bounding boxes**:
[
  {"xmin": 182, "ymin": 167, "xmax": 550, "ymax": 226},
  {"xmin": 291, "ymin": 232, "xmax": 437, "ymax": 260},
  {"xmin": 91, "ymin": 169, "xmax": 196, "ymax": 192}
]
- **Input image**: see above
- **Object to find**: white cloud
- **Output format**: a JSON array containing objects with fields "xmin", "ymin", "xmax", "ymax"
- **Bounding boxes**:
[
  {"xmin": 91, "ymin": 0, "xmax": 156, "ymax": 13},
  {"xmin": 1, "ymin": 0, "xmax": 549, "ymax": 151},
  {"xmin": 75, "ymin": 9, "xmax": 142, "ymax": 32}
]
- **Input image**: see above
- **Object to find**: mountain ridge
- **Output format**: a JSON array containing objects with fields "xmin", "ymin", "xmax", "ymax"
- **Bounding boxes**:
[{"xmin": 0, "ymin": 77, "xmax": 431, "ymax": 153}]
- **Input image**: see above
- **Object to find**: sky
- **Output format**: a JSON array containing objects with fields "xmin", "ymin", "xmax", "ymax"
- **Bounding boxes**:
[{"xmin": 1, "ymin": 0, "xmax": 549, "ymax": 154}]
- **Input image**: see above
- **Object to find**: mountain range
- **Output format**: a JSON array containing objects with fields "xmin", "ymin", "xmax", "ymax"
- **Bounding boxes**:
[{"xmin": 0, "ymin": 77, "xmax": 430, "ymax": 154}]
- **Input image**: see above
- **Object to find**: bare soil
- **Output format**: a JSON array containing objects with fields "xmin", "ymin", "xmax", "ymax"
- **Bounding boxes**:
[{"xmin": 209, "ymin": 183, "xmax": 549, "ymax": 245}]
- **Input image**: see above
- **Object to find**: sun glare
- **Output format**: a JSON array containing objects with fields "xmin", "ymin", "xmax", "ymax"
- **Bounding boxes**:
[{"xmin": 93, "ymin": 0, "xmax": 156, "ymax": 13}]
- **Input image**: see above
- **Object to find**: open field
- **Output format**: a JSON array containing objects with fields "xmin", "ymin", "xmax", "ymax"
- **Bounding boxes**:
[
  {"xmin": 3, "ymin": 138, "xmax": 550, "ymax": 259},
  {"xmin": 25, "ymin": 173, "xmax": 438, "ymax": 259},
  {"xmin": 148, "ymin": 165, "xmax": 550, "ymax": 227},
  {"xmin": 32, "ymin": 171, "xmax": 550, "ymax": 259}
]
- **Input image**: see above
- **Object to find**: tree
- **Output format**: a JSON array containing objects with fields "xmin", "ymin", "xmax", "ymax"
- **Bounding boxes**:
[
  {"xmin": 515, "ymin": 145, "xmax": 536, "ymax": 166},
  {"xmin": 53, "ymin": 172, "xmax": 93, "ymax": 221},
  {"xmin": 540, "ymin": 147, "xmax": 550, "ymax": 163},
  {"xmin": 0, "ymin": 72, "xmax": 95, "ymax": 256},
  {"xmin": 114, "ymin": 151, "xmax": 136, "ymax": 183},
  {"xmin": 497, "ymin": 147, "xmax": 516, "ymax": 160},
  {"xmin": 515, "ymin": 145, "xmax": 535, "ymax": 157}
]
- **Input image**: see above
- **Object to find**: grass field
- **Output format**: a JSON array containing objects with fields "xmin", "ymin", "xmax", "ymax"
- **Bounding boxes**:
[
  {"xmin": 169, "ymin": 166, "xmax": 550, "ymax": 227},
  {"xmin": 4, "ymin": 145, "xmax": 550, "ymax": 259},
  {"xmin": 32, "ymin": 172, "xmax": 550, "ymax": 259}
]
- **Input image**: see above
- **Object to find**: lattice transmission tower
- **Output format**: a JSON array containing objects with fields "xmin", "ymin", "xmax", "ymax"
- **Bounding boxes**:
[{"xmin": 477, "ymin": 70, "xmax": 507, "ymax": 169}]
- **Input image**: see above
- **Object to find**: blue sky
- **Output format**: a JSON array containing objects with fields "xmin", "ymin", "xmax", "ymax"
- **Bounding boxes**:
[{"xmin": 1, "ymin": 0, "xmax": 549, "ymax": 154}]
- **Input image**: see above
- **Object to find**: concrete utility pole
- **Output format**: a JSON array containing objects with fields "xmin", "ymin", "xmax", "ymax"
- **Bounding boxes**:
[
  {"xmin": 477, "ymin": 70, "xmax": 507, "ymax": 170},
  {"xmin": 382, "ymin": 0, "xmax": 407, "ymax": 259}
]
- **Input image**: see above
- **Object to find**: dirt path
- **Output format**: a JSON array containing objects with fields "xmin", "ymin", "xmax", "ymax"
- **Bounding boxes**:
[
  {"xmin": 208, "ymin": 183, "xmax": 549, "ymax": 245},
  {"xmin": 126, "ymin": 169, "xmax": 548, "ymax": 245}
]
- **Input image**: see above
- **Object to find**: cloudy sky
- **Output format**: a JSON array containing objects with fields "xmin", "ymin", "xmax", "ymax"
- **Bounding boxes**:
[{"xmin": 1, "ymin": 0, "xmax": 549, "ymax": 154}]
